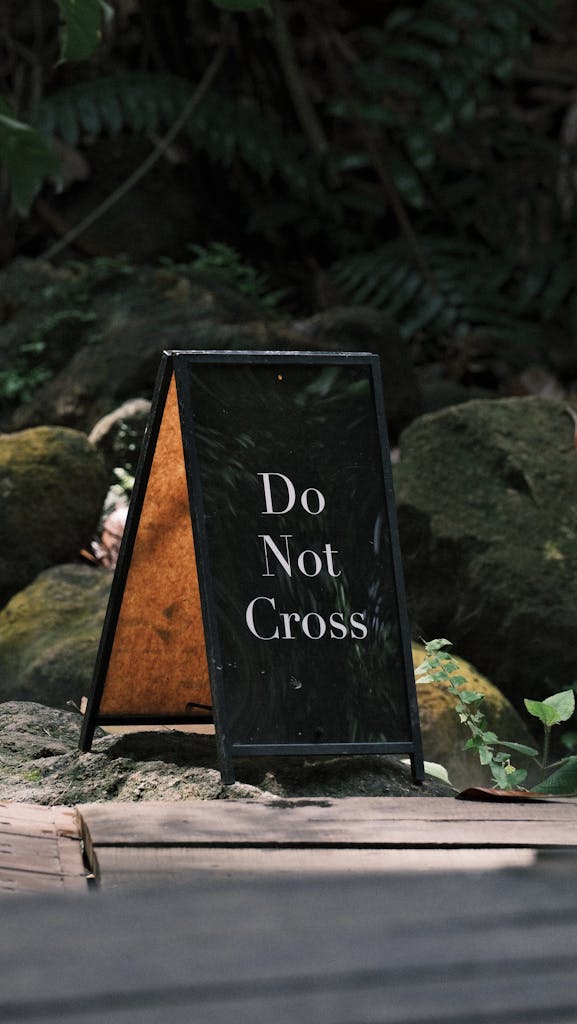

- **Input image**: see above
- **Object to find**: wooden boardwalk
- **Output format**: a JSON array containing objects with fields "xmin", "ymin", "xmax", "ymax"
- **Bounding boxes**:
[
  {"xmin": 3, "ymin": 795, "xmax": 577, "ymax": 892},
  {"xmin": 80, "ymin": 795, "xmax": 577, "ymax": 887},
  {"xmin": 2, "ymin": 797, "xmax": 577, "ymax": 1022},
  {"xmin": 0, "ymin": 802, "xmax": 88, "ymax": 894}
]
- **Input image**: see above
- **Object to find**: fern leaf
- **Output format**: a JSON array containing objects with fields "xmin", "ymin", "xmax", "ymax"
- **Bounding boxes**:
[
  {"xmin": 330, "ymin": 237, "xmax": 543, "ymax": 349},
  {"xmin": 35, "ymin": 73, "xmax": 331, "ymax": 216}
]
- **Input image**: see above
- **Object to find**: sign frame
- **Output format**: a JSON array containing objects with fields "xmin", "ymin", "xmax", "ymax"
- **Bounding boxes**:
[{"xmin": 80, "ymin": 350, "xmax": 424, "ymax": 785}]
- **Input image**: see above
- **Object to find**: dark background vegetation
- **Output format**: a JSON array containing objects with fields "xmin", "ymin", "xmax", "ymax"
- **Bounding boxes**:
[{"xmin": 2, "ymin": 0, "xmax": 577, "ymax": 399}]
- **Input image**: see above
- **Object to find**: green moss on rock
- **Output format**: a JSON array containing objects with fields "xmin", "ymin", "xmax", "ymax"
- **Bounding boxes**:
[
  {"xmin": 396, "ymin": 397, "xmax": 577, "ymax": 708},
  {"xmin": 0, "ymin": 564, "xmax": 111, "ymax": 708},
  {"xmin": 0, "ymin": 426, "xmax": 107, "ymax": 606}
]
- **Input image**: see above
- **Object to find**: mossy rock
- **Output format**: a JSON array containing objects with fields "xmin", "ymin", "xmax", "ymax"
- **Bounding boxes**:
[
  {"xmin": 0, "ymin": 426, "xmax": 107, "ymax": 607},
  {"xmin": 2, "ymin": 260, "xmax": 418, "ymax": 442},
  {"xmin": 293, "ymin": 306, "xmax": 421, "ymax": 439},
  {"xmin": 412, "ymin": 642, "xmax": 535, "ymax": 789},
  {"xmin": 0, "ymin": 564, "xmax": 111, "ymax": 709},
  {"xmin": 396, "ymin": 398, "xmax": 577, "ymax": 708}
]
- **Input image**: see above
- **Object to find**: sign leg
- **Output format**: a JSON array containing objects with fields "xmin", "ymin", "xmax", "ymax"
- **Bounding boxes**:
[
  {"xmin": 79, "ymin": 716, "xmax": 96, "ymax": 753},
  {"xmin": 216, "ymin": 736, "xmax": 236, "ymax": 786},
  {"xmin": 410, "ymin": 751, "xmax": 425, "ymax": 784}
]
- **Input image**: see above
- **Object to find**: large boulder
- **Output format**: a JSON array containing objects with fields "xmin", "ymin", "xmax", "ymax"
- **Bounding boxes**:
[
  {"xmin": 395, "ymin": 397, "xmax": 577, "ymax": 709},
  {"xmin": 0, "ymin": 702, "xmax": 451, "ymax": 803},
  {"xmin": 0, "ymin": 259, "xmax": 281, "ymax": 433},
  {"xmin": 1, "ymin": 261, "xmax": 420, "ymax": 442},
  {"xmin": 0, "ymin": 564, "xmax": 111, "ymax": 708},
  {"xmin": 292, "ymin": 306, "xmax": 422, "ymax": 439},
  {"xmin": 0, "ymin": 426, "xmax": 107, "ymax": 607}
]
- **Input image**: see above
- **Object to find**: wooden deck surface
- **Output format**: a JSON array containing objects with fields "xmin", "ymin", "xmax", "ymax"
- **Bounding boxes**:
[
  {"xmin": 2, "ymin": 797, "xmax": 577, "ymax": 1022},
  {"xmin": 77, "ymin": 795, "xmax": 577, "ymax": 888},
  {"xmin": 3, "ymin": 796, "xmax": 577, "ymax": 892},
  {"xmin": 0, "ymin": 802, "xmax": 88, "ymax": 894},
  {"xmin": 2, "ymin": 863, "xmax": 577, "ymax": 1022}
]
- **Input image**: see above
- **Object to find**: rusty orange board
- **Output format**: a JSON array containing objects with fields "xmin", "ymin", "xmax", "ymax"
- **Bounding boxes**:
[{"xmin": 98, "ymin": 375, "xmax": 211, "ymax": 719}]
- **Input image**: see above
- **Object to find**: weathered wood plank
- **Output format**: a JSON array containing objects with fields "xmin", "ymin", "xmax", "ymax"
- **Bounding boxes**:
[
  {"xmin": 0, "ymin": 804, "xmax": 87, "ymax": 895},
  {"xmin": 1, "ymin": 872, "xmax": 577, "ymax": 1022},
  {"xmin": 0, "ymin": 834, "xmax": 84, "ymax": 877},
  {"xmin": 78, "ymin": 797, "xmax": 577, "ymax": 870},
  {"xmin": 0, "ymin": 802, "xmax": 79, "ymax": 838},
  {"xmin": 6, "ymin": 968, "xmax": 577, "ymax": 1024},
  {"xmin": 95, "ymin": 845, "xmax": 535, "ymax": 887},
  {"xmin": 0, "ymin": 868, "xmax": 87, "ymax": 895}
]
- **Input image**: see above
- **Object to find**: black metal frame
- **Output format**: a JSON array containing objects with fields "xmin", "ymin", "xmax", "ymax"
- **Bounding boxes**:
[{"xmin": 80, "ymin": 350, "xmax": 424, "ymax": 785}]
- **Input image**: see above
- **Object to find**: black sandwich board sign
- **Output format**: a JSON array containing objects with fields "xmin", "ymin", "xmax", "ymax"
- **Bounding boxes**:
[{"xmin": 80, "ymin": 350, "xmax": 424, "ymax": 784}]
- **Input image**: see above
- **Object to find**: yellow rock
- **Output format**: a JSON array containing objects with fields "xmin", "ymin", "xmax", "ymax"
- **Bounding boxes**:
[{"xmin": 412, "ymin": 642, "xmax": 535, "ymax": 789}]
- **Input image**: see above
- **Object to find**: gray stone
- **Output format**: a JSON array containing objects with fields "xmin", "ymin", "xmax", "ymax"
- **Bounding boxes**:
[
  {"xmin": 2, "ymin": 261, "xmax": 419, "ymax": 443},
  {"xmin": 293, "ymin": 306, "xmax": 422, "ymax": 439},
  {"xmin": 395, "ymin": 396, "xmax": 577, "ymax": 709},
  {"xmin": 0, "ymin": 564, "xmax": 111, "ymax": 708},
  {"xmin": 0, "ymin": 702, "xmax": 452, "ymax": 804},
  {"xmin": 3, "ymin": 261, "xmax": 292, "ymax": 434},
  {"xmin": 0, "ymin": 427, "xmax": 107, "ymax": 607},
  {"xmin": 0, "ymin": 562, "xmax": 529, "ymax": 791},
  {"xmin": 88, "ymin": 397, "xmax": 151, "ymax": 480}
]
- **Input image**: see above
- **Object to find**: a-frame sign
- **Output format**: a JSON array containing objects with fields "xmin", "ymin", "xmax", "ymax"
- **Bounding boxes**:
[{"xmin": 80, "ymin": 351, "xmax": 424, "ymax": 784}]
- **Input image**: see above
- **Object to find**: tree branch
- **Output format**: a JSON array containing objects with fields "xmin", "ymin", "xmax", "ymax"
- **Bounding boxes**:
[
  {"xmin": 326, "ymin": 29, "xmax": 436, "ymax": 291},
  {"xmin": 40, "ymin": 35, "xmax": 227, "ymax": 263},
  {"xmin": 270, "ymin": 0, "xmax": 329, "ymax": 162}
]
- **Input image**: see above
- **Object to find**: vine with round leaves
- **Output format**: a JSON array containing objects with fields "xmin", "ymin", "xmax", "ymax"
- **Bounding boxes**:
[{"xmin": 417, "ymin": 639, "xmax": 577, "ymax": 795}]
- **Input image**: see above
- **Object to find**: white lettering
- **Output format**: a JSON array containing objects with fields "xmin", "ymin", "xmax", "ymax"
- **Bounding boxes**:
[
  {"xmin": 245, "ymin": 596, "xmax": 279, "ymax": 640},
  {"xmin": 350, "ymin": 611, "xmax": 368, "ymax": 639},
  {"xmin": 259, "ymin": 534, "xmax": 292, "ymax": 577},
  {"xmin": 301, "ymin": 487, "xmax": 325, "ymax": 515},
  {"xmin": 329, "ymin": 611, "xmax": 347, "ymax": 639},
  {"xmin": 297, "ymin": 549, "xmax": 322, "ymax": 577},
  {"xmin": 258, "ymin": 473, "xmax": 296, "ymax": 515},
  {"xmin": 301, "ymin": 612, "xmax": 327, "ymax": 640},
  {"xmin": 258, "ymin": 473, "xmax": 326, "ymax": 517},
  {"xmin": 323, "ymin": 543, "xmax": 341, "ymax": 577},
  {"xmin": 280, "ymin": 611, "xmax": 300, "ymax": 639}
]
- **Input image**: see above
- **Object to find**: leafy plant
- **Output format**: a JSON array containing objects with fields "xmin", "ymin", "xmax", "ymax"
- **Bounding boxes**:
[
  {"xmin": 330, "ymin": 237, "xmax": 544, "ymax": 362},
  {"xmin": 187, "ymin": 242, "xmax": 288, "ymax": 309},
  {"xmin": 0, "ymin": 99, "xmax": 60, "ymax": 218},
  {"xmin": 56, "ymin": 0, "xmax": 112, "ymax": 62},
  {"xmin": 2, "ymin": 0, "xmax": 577, "ymax": 377},
  {"xmin": 0, "ymin": 357, "xmax": 52, "ymax": 404},
  {"xmin": 331, "ymin": 0, "xmax": 552, "ymax": 211},
  {"xmin": 211, "ymin": 0, "xmax": 269, "ymax": 9},
  {"xmin": 524, "ymin": 693, "xmax": 577, "ymax": 795},
  {"xmin": 417, "ymin": 639, "xmax": 577, "ymax": 794},
  {"xmin": 0, "ymin": 0, "xmax": 110, "ymax": 214}
]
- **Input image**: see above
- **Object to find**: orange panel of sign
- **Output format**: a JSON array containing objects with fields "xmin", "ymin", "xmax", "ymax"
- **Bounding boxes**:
[{"xmin": 97, "ymin": 374, "xmax": 211, "ymax": 717}]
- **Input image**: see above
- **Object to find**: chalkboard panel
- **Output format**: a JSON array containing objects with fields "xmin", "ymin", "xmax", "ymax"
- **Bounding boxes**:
[{"xmin": 80, "ymin": 351, "xmax": 423, "ymax": 784}]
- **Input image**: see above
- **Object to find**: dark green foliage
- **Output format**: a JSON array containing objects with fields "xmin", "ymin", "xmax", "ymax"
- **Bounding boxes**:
[
  {"xmin": 0, "ymin": 100, "xmax": 60, "ymax": 218},
  {"xmin": 56, "ymin": 0, "xmax": 110, "ymax": 61},
  {"xmin": 326, "ymin": 0, "xmax": 573, "ymax": 361},
  {"xmin": 187, "ymin": 242, "xmax": 288, "ymax": 309},
  {"xmin": 333, "ymin": 0, "xmax": 551, "ymax": 209},
  {"xmin": 1, "ymin": 0, "xmax": 576, "ymax": 375},
  {"xmin": 331, "ymin": 238, "xmax": 540, "ymax": 344},
  {"xmin": 35, "ymin": 74, "xmax": 331, "ymax": 214}
]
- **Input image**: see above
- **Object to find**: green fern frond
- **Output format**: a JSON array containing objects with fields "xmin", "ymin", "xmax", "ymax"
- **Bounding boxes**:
[
  {"xmin": 330, "ymin": 238, "xmax": 543, "ymax": 353},
  {"xmin": 333, "ymin": 0, "xmax": 556, "ymax": 210},
  {"xmin": 35, "ymin": 74, "xmax": 331, "ymax": 211}
]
